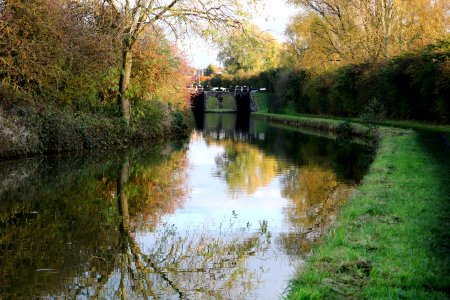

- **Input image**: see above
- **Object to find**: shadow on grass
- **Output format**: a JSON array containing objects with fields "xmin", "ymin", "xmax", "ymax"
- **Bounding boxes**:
[{"xmin": 416, "ymin": 129, "xmax": 450, "ymax": 293}]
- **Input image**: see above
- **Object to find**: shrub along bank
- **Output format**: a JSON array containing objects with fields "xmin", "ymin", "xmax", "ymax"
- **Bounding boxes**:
[
  {"xmin": 253, "ymin": 113, "xmax": 450, "ymax": 299},
  {"xmin": 210, "ymin": 41, "xmax": 449, "ymax": 124},
  {"xmin": 290, "ymin": 41, "xmax": 449, "ymax": 123},
  {"xmin": 0, "ymin": 101, "xmax": 192, "ymax": 160}
]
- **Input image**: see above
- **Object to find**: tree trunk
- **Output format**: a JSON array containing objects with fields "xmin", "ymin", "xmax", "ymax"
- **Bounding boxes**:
[
  {"xmin": 380, "ymin": 0, "xmax": 390, "ymax": 60},
  {"xmin": 118, "ymin": 46, "xmax": 133, "ymax": 123},
  {"xmin": 117, "ymin": 157, "xmax": 130, "ymax": 232},
  {"xmin": 117, "ymin": 157, "xmax": 130, "ymax": 298}
]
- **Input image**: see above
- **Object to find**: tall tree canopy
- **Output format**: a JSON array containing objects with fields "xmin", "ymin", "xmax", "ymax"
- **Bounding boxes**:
[
  {"xmin": 285, "ymin": 0, "xmax": 448, "ymax": 70},
  {"xmin": 217, "ymin": 24, "xmax": 281, "ymax": 75}
]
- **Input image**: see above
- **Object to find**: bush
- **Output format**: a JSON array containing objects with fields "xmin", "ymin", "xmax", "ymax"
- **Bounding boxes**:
[
  {"xmin": 277, "ymin": 41, "xmax": 450, "ymax": 123},
  {"xmin": 130, "ymin": 100, "xmax": 170, "ymax": 140},
  {"xmin": 360, "ymin": 98, "xmax": 386, "ymax": 129},
  {"xmin": 0, "ymin": 98, "xmax": 192, "ymax": 159},
  {"xmin": 170, "ymin": 109, "xmax": 193, "ymax": 137},
  {"xmin": 302, "ymin": 72, "xmax": 334, "ymax": 115}
]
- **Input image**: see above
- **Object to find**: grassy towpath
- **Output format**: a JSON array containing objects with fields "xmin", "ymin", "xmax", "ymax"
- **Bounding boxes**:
[{"xmin": 254, "ymin": 113, "xmax": 450, "ymax": 299}]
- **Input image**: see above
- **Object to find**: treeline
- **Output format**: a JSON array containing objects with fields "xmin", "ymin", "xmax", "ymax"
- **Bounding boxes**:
[
  {"xmin": 0, "ymin": 0, "xmax": 192, "ymax": 111},
  {"xmin": 0, "ymin": 0, "xmax": 192, "ymax": 157},
  {"xmin": 280, "ymin": 0, "xmax": 449, "ymax": 123},
  {"xmin": 208, "ymin": 42, "xmax": 449, "ymax": 123},
  {"xmin": 281, "ymin": 42, "xmax": 450, "ymax": 122},
  {"xmin": 204, "ymin": 0, "xmax": 449, "ymax": 124}
]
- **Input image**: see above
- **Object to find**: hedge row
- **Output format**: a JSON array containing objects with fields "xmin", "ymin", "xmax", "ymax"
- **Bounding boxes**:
[
  {"xmin": 0, "ymin": 101, "xmax": 192, "ymax": 159},
  {"xmin": 207, "ymin": 41, "xmax": 449, "ymax": 123}
]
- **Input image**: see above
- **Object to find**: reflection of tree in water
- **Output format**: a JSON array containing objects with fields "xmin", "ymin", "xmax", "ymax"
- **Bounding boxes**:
[
  {"xmin": 204, "ymin": 118, "xmax": 373, "ymax": 260},
  {"xmin": 279, "ymin": 165, "xmax": 354, "ymax": 255},
  {"xmin": 108, "ymin": 158, "xmax": 271, "ymax": 299},
  {"xmin": 211, "ymin": 139, "xmax": 281, "ymax": 197},
  {"xmin": 122, "ymin": 149, "xmax": 190, "ymax": 231},
  {"xmin": 0, "ymin": 154, "xmax": 122, "ymax": 299},
  {"xmin": 206, "ymin": 132, "xmax": 359, "ymax": 258},
  {"xmin": 0, "ymin": 146, "xmax": 270, "ymax": 299},
  {"xmin": 0, "ymin": 145, "xmax": 189, "ymax": 298}
]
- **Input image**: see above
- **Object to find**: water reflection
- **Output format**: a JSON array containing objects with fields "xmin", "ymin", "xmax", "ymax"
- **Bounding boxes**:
[
  {"xmin": 0, "ymin": 152, "xmax": 123, "ymax": 298},
  {"xmin": 213, "ymin": 140, "xmax": 280, "ymax": 196},
  {"xmin": 196, "ymin": 113, "xmax": 373, "ymax": 255},
  {"xmin": 0, "ymin": 144, "xmax": 270, "ymax": 299},
  {"xmin": 113, "ymin": 152, "xmax": 270, "ymax": 299},
  {"xmin": 0, "ymin": 146, "xmax": 191, "ymax": 298},
  {"xmin": 279, "ymin": 166, "xmax": 354, "ymax": 254},
  {"xmin": 0, "ymin": 113, "xmax": 373, "ymax": 299}
]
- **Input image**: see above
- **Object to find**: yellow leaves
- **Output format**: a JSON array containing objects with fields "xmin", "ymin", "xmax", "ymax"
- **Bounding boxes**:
[
  {"xmin": 212, "ymin": 139, "xmax": 279, "ymax": 196},
  {"xmin": 217, "ymin": 24, "xmax": 282, "ymax": 74},
  {"xmin": 131, "ymin": 29, "xmax": 190, "ymax": 107},
  {"xmin": 281, "ymin": 164, "xmax": 353, "ymax": 231},
  {"xmin": 0, "ymin": 0, "xmax": 120, "ymax": 104},
  {"xmin": 285, "ymin": 0, "xmax": 448, "ymax": 70},
  {"xmin": 122, "ymin": 149, "xmax": 189, "ymax": 230}
]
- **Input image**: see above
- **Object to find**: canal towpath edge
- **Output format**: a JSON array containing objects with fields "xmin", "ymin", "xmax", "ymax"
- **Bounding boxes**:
[{"xmin": 253, "ymin": 113, "xmax": 450, "ymax": 299}]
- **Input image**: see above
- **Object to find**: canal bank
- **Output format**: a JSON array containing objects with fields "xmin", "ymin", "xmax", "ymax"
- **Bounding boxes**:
[
  {"xmin": 254, "ymin": 113, "xmax": 450, "ymax": 299},
  {"xmin": 0, "ymin": 103, "xmax": 193, "ymax": 160},
  {"xmin": 0, "ymin": 113, "xmax": 375, "ymax": 299}
]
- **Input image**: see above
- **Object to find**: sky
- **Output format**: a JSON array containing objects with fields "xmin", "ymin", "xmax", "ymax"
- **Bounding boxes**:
[{"xmin": 185, "ymin": 0, "xmax": 297, "ymax": 69}]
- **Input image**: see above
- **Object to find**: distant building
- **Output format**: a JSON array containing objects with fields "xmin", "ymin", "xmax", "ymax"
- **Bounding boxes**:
[
  {"xmin": 195, "ymin": 69, "xmax": 204, "ymax": 78},
  {"xmin": 184, "ymin": 67, "xmax": 205, "ymax": 85}
]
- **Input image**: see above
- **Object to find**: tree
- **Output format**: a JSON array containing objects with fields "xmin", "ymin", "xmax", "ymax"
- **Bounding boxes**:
[
  {"xmin": 0, "ymin": 0, "xmax": 119, "ymax": 104},
  {"xmin": 204, "ymin": 63, "xmax": 220, "ymax": 76},
  {"xmin": 101, "ymin": 0, "xmax": 258, "ymax": 123},
  {"xmin": 130, "ymin": 28, "xmax": 191, "ymax": 110},
  {"xmin": 217, "ymin": 24, "xmax": 281, "ymax": 75},
  {"xmin": 286, "ymin": 0, "xmax": 448, "ymax": 70}
]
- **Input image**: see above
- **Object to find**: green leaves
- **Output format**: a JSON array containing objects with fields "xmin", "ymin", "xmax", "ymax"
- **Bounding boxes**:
[{"xmin": 217, "ymin": 24, "xmax": 281, "ymax": 75}]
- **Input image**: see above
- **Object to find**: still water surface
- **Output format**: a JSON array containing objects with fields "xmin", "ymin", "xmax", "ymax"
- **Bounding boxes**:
[{"xmin": 0, "ymin": 113, "xmax": 373, "ymax": 299}]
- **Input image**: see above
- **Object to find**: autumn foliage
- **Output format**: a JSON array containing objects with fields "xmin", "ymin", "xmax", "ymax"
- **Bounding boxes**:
[
  {"xmin": 0, "ymin": 0, "xmax": 191, "ymax": 106},
  {"xmin": 209, "ymin": 0, "xmax": 449, "ymax": 123},
  {"xmin": 0, "ymin": 0, "xmax": 193, "ymax": 158}
]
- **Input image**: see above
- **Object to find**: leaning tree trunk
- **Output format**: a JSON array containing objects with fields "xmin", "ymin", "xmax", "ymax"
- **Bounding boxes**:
[{"xmin": 118, "ymin": 46, "xmax": 133, "ymax": 123}]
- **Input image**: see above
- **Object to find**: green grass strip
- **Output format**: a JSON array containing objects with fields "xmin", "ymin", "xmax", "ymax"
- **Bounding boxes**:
[
  {"xmin": 204, "ymin": 109, "xmax": 236, "ymax": 113},
  {"xmin": 254, "ymin": 112, "xmax": 450, "ymax": 134},
  {"xmin": 255, "ymin": 113, "xmax": 450, "ymax": 299},
  {"xmin": 253, "ymin": 113, "xmax": 373, "ymax": 138}
]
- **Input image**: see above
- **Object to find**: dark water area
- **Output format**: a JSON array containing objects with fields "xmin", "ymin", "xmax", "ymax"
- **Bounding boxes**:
[{"xmin": 0, "ymin": 113, "xmax": 373, "ymax": 299}]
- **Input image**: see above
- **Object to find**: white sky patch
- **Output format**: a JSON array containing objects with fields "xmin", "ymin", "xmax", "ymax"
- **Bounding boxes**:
[
  {"xmin": 253, "ymin": 0, "xmax": 297, "ymax": 41},
  {"xmin": 188, "ymin": 140, "xmax": 224, "ymax": 166}
]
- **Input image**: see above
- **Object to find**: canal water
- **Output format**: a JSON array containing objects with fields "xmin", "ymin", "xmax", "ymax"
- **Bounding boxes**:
[{"xmin": 0, "ymin": 113, "xmax": 373, "ymax": 299}]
